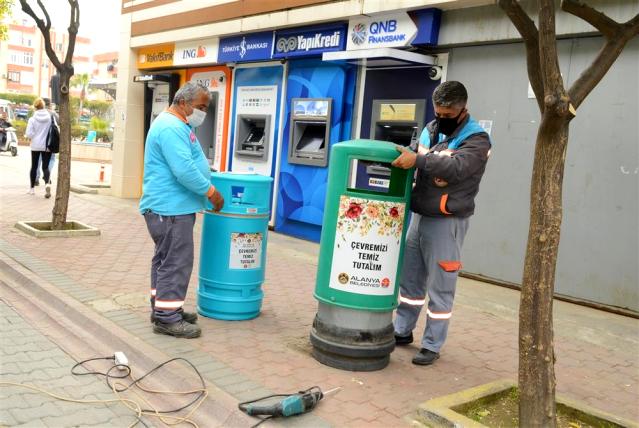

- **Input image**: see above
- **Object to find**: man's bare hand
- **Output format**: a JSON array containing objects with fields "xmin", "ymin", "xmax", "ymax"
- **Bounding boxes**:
[
  {"xmin": 208, "ymin": 188, "xmax": 224, "ymax": 212},
  {"xmin": 391, "ymin": 145, "xmax": 417, "ymax": 169}
]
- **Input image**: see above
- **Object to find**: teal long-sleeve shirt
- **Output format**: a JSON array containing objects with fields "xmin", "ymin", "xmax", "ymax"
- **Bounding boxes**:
[{"xmin": 139, "ymin": 111, "xmax": 210, "ymax": 216}]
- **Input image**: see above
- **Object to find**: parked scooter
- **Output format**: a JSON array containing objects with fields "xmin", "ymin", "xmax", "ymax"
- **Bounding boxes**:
[{"xmin": 0, "ymin": 126, "xmax": 18, "ymax": 156}]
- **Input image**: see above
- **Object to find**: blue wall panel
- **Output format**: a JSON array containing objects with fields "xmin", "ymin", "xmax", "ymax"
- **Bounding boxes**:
[{"xmin": 275, "ymin": 59, "xmax": 357, "ymax": 241}]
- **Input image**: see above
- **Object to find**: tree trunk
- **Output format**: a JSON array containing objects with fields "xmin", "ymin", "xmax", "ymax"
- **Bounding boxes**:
[
  {"xmin": 51, "ymin": 70, "xmax": 72, "ymax": 230},
  {"xmin": 518, "ymin": 114, "xmax": 569, "ymax": 427}
]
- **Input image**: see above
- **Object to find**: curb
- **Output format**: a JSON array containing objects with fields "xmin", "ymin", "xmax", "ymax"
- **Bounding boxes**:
[{"xmin": 417, "ymin": 379, "xmax": 638, "ymax": 428}]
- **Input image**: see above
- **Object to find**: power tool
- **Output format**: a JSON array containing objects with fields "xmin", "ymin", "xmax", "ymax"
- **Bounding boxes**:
[{"xmin": 238, "ymin": 386, "xmax": 340, "ymax": 422}]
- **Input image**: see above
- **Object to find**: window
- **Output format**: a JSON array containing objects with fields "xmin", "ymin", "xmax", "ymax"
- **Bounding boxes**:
[
  {"xmin": 10, "ymin": 53, "xmax": 18, "ymax": 64},
  {"xmin": 8, "ymin": 71, "xmax": 20, "ymax": 82},
  {"xmin": 23, "ymin": 52, "xmax": 33, "ymax": 65},
  {"xmin": 56, "ymin": 42, "xmax": 63, "ymax": 51}
]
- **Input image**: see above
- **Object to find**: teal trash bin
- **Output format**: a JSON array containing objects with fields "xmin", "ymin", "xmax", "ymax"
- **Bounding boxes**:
[
  {"xmin": 87, "ymin": 130, "xmax": 96, "ymax": 142},
  {"xmin": 198, "ymin": 172, "xmax": 273, "ymax": 320}
]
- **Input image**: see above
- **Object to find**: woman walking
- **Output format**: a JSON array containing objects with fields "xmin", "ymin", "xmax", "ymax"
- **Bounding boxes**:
[{"xmin": 26, "ymin": 98, "xmax": 53, "ymax": 198}]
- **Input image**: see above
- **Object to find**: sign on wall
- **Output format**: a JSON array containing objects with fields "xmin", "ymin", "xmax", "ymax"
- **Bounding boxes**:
[
  {"xmin": 329, "ymin": 196, "xmax": 405, "ymax": 296},
  {"xmin": 346, "ymin": 12, "xmax": 417, "ymax": 50},
  {"xmin": 174, "ymin": 38, "xmax": 219, "ymax": 66},
  {"xmin": 273, "ymin": 23, "xmax": 346, "ymax": 58},
  {"xmin": 137, "ymin": 44, "xmax": 174, "ymax": 69},
  {"xmin": 218, "ymin": 31, "xmax": 274, "ymax": 63}
]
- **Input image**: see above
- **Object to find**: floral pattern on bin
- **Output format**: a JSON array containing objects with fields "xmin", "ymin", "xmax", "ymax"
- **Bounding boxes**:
[
  {"xmin": 231, "ymin": 232, "xmax": 263, "ymax": 246},
  {"xmin": 337, "ymin": 196, "xmax": 404, "ymax": 240}
]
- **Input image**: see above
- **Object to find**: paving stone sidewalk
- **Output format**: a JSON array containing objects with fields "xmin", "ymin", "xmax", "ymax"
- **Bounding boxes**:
[
  {"xmin": 1, "ymin": 150, "xmax": 638, "ymax": 427},
  {"xmin": 0, "ymin": 300, "xmax": 141, "ymax": 427}
]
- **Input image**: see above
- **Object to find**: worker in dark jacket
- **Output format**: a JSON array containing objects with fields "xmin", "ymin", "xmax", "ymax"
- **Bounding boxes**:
[{"xmin": 391, "ymin": 81, "xmax": 491, "ymax": 366}]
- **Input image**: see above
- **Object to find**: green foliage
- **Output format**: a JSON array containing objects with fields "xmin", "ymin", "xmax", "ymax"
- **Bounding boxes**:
[
  {"xmin": 0, "ymin": 0, "xmax": 13, "ymax": 41},
  {"xmin": 71, "ymin": 124, "xmax": 87, "ymax": 139},
  {"xmin": 11, "ymin": 118, "xmax": 26, "ymax": 137},
  {"xmin": 85, "ymin": 100, "xmax": 112, "ymax": 117},
  {"xmin": 0, "ymin": 92, "xmax": 37, "ymax": 105},
  {"xmin": 90, "ymin": 116, "xmax": 108, "ymax": 132}
]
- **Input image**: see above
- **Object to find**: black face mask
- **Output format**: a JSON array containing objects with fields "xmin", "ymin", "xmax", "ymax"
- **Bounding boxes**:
[{"xmin": 436, "ymin": 109, "xmax": 464, "ymax": 136}]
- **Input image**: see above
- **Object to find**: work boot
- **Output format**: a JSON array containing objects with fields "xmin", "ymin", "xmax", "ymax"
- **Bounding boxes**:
[
  {"xmin": 45, "ymin": 185, "xmax": 51, "ymax": 199},
  {"xmin": 153, "ymin": 319, "xmax": 201, "ymax": 339},
  {"xmin": 394, "ymin": 332, "xmax": 413, "ymax": 346},
  {"xmin": 150, "ymin": 311, "xmax": 198, "ymax": 324},
  {"xmin": 412, "ymin": 348, "xmax": 440, "ymax": 366}
]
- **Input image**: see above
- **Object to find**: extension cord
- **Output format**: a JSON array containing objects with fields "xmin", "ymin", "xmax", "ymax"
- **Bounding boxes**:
[{"xmin": 114, "ymin": 351, "xmax": 128, "ymax": 370}]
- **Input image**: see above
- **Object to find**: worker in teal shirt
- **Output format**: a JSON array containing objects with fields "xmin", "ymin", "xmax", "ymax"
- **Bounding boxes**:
[{"xmin": 139, "ymin": 82, "xmax": 224, "ymax": 339}]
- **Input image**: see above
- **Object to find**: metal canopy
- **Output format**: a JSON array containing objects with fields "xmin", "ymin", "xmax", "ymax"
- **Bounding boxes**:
[{"xmin": 322, "ymin": 48, "xmax": 436, "ymax": 68}]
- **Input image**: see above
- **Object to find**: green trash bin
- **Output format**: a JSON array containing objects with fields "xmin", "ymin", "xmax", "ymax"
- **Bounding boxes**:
[{"xmin": 310, "ymin": 139, "xmax": 413, "ymax": 371}]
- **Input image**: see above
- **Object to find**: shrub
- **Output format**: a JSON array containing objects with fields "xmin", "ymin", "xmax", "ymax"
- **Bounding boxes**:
[
  {"xmin": 0, "ymin": 93, "xmax": 37, "ymax": 105},
  {"xmin": 90, "ymin": 116, "xmax": 109, "ymax": 133},
  {"xmin": 11, "ymin": 119, "xmax": 27, "ymax": 138},
  {"xmin": 71, "ymin": 124, "xmax": 88, "ymax": 139}
]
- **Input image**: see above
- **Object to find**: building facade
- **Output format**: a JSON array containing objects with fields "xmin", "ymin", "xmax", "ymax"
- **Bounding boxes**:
[
  {"xmin": 112, "ymin": 0, "xmax": 638, "ymax": 311},
  {"xmin": 0, "ymin": 18, "xmax": 91, "ymax": 99}
]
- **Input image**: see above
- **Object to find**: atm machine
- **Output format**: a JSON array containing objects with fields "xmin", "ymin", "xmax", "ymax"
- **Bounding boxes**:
[
  {"xmin": 288, "ymin": 98, "xmax": 331, "ymax": 167},
  {"xmin": 194, "ymin": 92, "xmax": 218, "ymax": 163},
  {"xmin": 188, "ymin": 66, "xmax": 232, "ymax": 172},
  {"xmin": 133, "ymin": 73, "xmax": 181, "ymax": 141},
  {"xmin": 355, "ymin": 99, "xmax": 426, "ymax": 192},
  {"xmin": 234, "ymin": 114, "xmax": 271, "ymax": 163}
]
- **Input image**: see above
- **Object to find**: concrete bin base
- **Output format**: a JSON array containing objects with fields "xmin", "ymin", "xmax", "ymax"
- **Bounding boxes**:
[{"xmin": 310, "ymin": 302, "xmax": 395, "ymax": 371}]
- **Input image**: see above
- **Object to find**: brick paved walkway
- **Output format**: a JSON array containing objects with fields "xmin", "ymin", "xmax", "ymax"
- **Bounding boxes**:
[
  {"xmin": 0, "ymin": 300, "xmax": 138, "ymax": 427},
  {"xmin": 1, "ymin": 149, "xmax": 638, "ymax": 426}
]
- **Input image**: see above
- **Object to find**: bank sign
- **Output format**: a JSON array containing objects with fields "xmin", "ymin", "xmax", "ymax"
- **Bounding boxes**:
[
  {"xmin": 218, "ymin": 31, "xmax": 273, "ymax": 63},
  {"xmin": 346, "ymin": 12, "xmax": 417, "ymax": 50},
  {"xmin": 174, "ymin": 38, "xmax": 219, "ymax": 66},
  {"xmin": 273, "ymin": 23, "xmax": 346, "ymax": 58}
]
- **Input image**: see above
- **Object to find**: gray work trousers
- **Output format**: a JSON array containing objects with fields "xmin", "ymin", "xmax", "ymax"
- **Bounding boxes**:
[
  {"xmin": 393, "ymin": 214, "xmax": 469, "ymax": 353},
  {"xmin": 143, "ymin": 212, "xmax": 196, "ymax": 324}
]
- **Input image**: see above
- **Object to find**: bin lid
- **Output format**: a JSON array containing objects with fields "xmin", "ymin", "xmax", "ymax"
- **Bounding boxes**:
[
  {"xmin": 210, "ymin": 171, "xmax": 273, "ymax": 183},
  {"xmin": 210, "ymin": 172, "xmax": 273, "ymax": 216},
  {"xmin": 333, "ymin": 139, "xmax": 403, "ymax": 162}
]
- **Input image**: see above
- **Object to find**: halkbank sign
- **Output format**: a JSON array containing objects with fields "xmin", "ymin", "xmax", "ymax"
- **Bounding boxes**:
[{"xmin": 346, "ymin": 12, "xmax": 417, "ymax": 50}]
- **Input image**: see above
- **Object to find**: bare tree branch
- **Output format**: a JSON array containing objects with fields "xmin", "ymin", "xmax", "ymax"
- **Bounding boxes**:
[
  {"xmin": 538, "ymin": 0, "xmax": 565, "ymax": 99},
  {"xmin": 498, "ymin": 0, "xmax": 544, "ymax": 111},
  {"xmin": 19, "ymin": 0, "xmax": 62, "ymax": 69},
  {"xmin": 64, "ymin": 0, "xmax": 79, "ymax": 67},
  {"xmin": 35, "ymin": 0, "xmax": 51, "ymax": 31},
  {"xmin": 562, "ymin": 0, "xmax": 639, "ymax": 109},
  {"xmin": 561, "ymin": 0, "xmax": 618, "ymax": 38},
  {"xmin": 568, "ymin": 29, "xmax": 637, "ymax": 109}
]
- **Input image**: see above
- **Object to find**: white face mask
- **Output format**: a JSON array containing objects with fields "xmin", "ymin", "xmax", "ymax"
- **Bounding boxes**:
[{"xmin": 186, "ymin": 107, "xmax": 206, "ymax": 128}]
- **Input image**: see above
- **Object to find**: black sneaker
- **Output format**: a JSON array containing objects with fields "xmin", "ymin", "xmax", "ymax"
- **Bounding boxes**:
[
  {"xmin": 412, "ymin": 348, "xmax": 440, "ymax": 366},
  {"xmin": 153, "ymin": 320, "xmax": 201, "ymax": 338},
  {"xmin": 150, "ymin": 311, "xmax": 198, "ymax": 324},
  {"xmin": 34, "ymin": 179, "xmax": 40, "ymax": 186},
  {"xmin": 394, "ymin": 332, "xmax": 413, "ymax": 346}
]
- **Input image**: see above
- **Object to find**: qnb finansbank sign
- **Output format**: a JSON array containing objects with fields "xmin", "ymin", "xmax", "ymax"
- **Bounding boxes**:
[
  {"xmin": 273, "ymin": 23, "xmax": 346, "ymax": 58},
  {"xmin": 346, "ymin": 12, "xmax": 417, "ymax": 50}
]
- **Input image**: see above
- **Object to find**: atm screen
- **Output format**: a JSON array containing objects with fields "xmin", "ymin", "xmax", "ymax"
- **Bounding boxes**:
[
  {"xmin": 375, "ymin": 124, "xmax": 417, "ymax": 147},
  {"xmin": 297, "ymin": 124, "xmax": 325, "ymax": 153}
]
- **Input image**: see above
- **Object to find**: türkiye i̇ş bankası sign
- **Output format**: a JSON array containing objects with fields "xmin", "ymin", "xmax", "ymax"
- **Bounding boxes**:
[{"xmin": 329, "ymin": 196, "xmax": 405, "ymax": 296}]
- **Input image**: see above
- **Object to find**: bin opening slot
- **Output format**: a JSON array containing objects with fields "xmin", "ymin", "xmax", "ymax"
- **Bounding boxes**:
[{"xmin": 348, "ymin": 159, "xmax": 392, "ymax": 194}]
